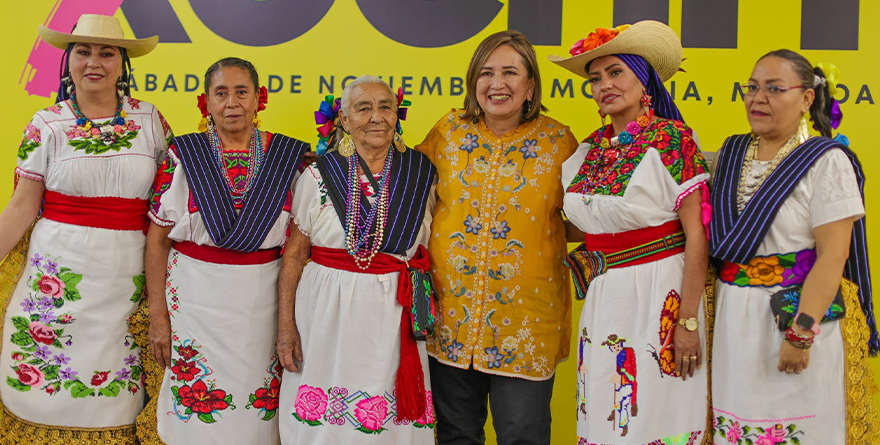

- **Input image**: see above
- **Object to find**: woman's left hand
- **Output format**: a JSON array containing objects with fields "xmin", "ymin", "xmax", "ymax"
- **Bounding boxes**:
[
  {"xmin": 673, "ymin": 325, "xmax": 702, "ymax": 380},
  {"xmin": 778, "ymin": 341, "xmax": 811, "ymax": 374}
]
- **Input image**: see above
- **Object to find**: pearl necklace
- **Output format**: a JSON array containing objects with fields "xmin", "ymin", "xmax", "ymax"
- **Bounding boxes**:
[
  {"xmin": 736, "ymin": 119, "xmax": 809, "ymax": 212},
  {"xmin": 208, "ymin": 125, "xmax": 263, "ymax": 202},
  {"xmin": 345, "ymin": 147, "xmax": 394, "ymax": 269},
  {"xmin": 69, "ymin": 92, "xmax": 125, "ymax": 145}
]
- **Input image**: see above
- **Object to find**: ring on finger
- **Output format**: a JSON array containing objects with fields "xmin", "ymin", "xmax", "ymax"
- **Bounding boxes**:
[
  {"xmin": 682, "ymin": 356, "xmax": 690, "ymax": 362},
  {"xmin": 786, "ymin": 368, "xmax": 794, "ymax": 373},
  {"xmin": 689, "ymin": 355, "xmax": 697, "ymax": 360}
]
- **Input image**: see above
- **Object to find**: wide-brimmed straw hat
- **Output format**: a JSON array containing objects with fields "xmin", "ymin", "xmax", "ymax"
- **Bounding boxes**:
[
  {"xmin": 549, "ymin": 20, "xmax": 682, "ymax": 82},
  {"xmin": 38, "ymin": 14, "xmax": 157, "ymax": 58}
]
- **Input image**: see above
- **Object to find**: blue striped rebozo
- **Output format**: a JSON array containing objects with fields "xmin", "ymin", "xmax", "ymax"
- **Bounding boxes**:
[
  {"xmin": 172, "ymin": 132, "xmax": 309, "ymax": 252},
  {"xmin": 317, "ymin": 148, "xmax": 436, "ymax": 256},
  {"xmin": 710, "ymin": 134, "xmax": 877, "ymax": 355}
]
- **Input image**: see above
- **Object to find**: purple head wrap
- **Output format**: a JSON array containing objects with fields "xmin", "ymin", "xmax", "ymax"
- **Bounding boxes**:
[{"xmin": 589, "ymin": 54, "xmax": 684, "ymax": 123}]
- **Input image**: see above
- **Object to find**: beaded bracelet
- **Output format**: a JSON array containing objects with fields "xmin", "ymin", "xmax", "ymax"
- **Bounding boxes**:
[{"xmin": 784, "ymin": 326, "xmax": 814, "ymax": 349}]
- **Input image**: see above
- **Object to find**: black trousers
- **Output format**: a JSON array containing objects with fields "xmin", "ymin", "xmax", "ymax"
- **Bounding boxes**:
[{"xmin": 429, "ymin": 357, "xmax": 555, "ymax": 445}]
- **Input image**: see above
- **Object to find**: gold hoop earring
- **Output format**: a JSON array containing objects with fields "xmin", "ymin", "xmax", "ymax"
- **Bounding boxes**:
[
  {"xmin": 394, "ymin": 133, "xmax": 406, "ymax": 153},
  {"xmin": 338, "ymin": 132, "xmax": 355, "ymax": 157}
]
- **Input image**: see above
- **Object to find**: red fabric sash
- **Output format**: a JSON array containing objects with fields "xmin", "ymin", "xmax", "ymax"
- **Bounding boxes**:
[
  {"xmin": 173, "ymin": 241, "xmax": 281, "ymax": 265},
  {"xmin": 583, "ymin": 220, "xmax": 685, "ymax": 268},
  {"xmin": 309, "ymin": 245, "xmax": 430, "ymax": 421},
  {"xmin": 42, "ymin": 190, "xmax": 148, "ymax": 232}
]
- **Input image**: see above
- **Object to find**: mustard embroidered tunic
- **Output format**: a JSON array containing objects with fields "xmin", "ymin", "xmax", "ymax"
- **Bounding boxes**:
[{"xmin": 417, "ymin": 109, "xmax": 578, "ymax": 381}]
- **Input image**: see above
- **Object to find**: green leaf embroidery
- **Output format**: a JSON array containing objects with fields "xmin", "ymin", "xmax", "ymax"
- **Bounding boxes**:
[
  {"xmin": 99, "ymin": 382, "xmax": 121, "ymax": 397},
  {"xmin": 11, "ymin": 316, "xmax": 30, "ymax": 331},
  {"xmin": 249, "ymin": 393, "xmax": 258, "ymax": 404},
  {"xmin": 18, "ymin": 140, "xmax": 39, "ymax": 161},
  {"xmin": 262, "ymin": 410, "xmax": 277, "ymax": 421},
  {"xmin": 29, "ymin": 313, "xmax": 40, "ymax": 322},
  {"xmin": 43, "ymin": 365, "xmax": 60, "ymax": 380},
  {"xmin": 197, "ymin": 413, "xmax": 216, "ymax": 424},
  {"xmin": 10, "ymin": 331, "xmax": 33, "ymax": 347},
  {"xmin": 69, "ymin": 381, "xmax": 95, "ymax": 398},
  {"xmin": 6, "ymin": 376, "xmax": 31, "ymax": 392},
  {"xmin": 131, "ymin": 274, "xmax": 146, "ymax": 303}
]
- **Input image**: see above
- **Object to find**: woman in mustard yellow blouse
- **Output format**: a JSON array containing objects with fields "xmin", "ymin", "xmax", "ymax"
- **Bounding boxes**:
[{"xmin": 416, "ymin": 30, "xmax": 578, "ymax": 445}]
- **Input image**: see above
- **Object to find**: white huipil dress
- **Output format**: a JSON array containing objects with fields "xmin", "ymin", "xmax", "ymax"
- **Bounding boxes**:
[
  {"xmin": 277, "ymin": 164, "xmax": 437, "ymax": 445},
  {"xmin": 561, "ymin": 122, "xmax": 710, "ymax": 445},
  {"xmin": 0, "ymin": 98, "xmax": 169, "ymax": 432},
  {"xmin": 711, "ymin": 149, "xmax": 865, "ymax": 445},
  {"xmin": 148, "ymin": 143, "xmax": 293, "ymax": 445}
]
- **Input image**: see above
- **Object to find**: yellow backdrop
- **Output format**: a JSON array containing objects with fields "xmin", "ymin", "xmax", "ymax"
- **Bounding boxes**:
[{"xmin": 2, "ymin": 1, "xmax": 879, "ymax": 443}]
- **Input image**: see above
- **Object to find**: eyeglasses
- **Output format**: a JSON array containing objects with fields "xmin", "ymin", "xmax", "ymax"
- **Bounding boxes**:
[{"xmin": 742, "ymin": 84, "xmax": 806, "ymax": 97}]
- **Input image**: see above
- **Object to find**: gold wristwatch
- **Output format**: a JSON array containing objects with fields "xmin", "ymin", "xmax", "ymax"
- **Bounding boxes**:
[{"xmin": 678, "ymin": 317, "xmax": 699, "ymax": 332}]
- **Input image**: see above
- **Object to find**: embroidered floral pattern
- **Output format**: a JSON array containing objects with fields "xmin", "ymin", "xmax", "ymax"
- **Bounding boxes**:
[
  {"xmin": 578, "ymin": 430, "xmax": 700, "ymax": 445},
  {"xmin": 245, "ymin": 354, "xmax": 282, "ymax": 421},
  {"xmin": 150, "ymin": 153, "xmax": 177, "ymax": 215},
  {"xmin": 291, "ymin": 386, "xmax": 435, "ymax": 434},
  {"xmin": 714, "ymin": 415, "xmax": 804, "ymax": 444},
  {"xmin": 64, "ymin": 119, "xmax": 142, "ymax": 155},
  {"xmin": 567, "ymin": 119, "xmax": 708, "ymax": 196},
  {"xmin": 168, "ymin": 339, "xmax": 235, "ymax": 424},
  {"xmin": 45, "ymin": 104, "xmax": 63, "ymax": 115},
  {"xmin": 6, "ymin": 254, "xmax": 143, "ymax": 398},
  {"xmin": 720, "ymin": 249, "xmax": 817, "ymax": 288},
  {"xmin": 157, "ymin": 109, "xmax": 174, "ymax": 146},
  {"xmin": 130, "ymin": 274, "xmax": 145, "ymax": 303},
  {"xmin": 647, "ymin": 290, "xmax": 681, "ymax": 377},
  {"xmin": 425, "ymin": 111, "xmax": 576, "ymax": 380},
  {"xmin": 18, "ymin": 122, "xmax": 41, "ymax": 161},
  {"xmin": 166, "ymin": 252, "xmax": 182, "ymax": 318}
]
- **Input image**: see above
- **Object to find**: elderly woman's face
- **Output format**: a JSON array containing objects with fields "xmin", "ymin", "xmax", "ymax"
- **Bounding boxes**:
[
  {"xmin": 588, "ymin": 55, "xmax": 644, "ymax": 120},
  {"xmin": 341, "ymin": 83, "xmax": 397, "ymax": 152},
  {"xmin": 68, "ymin": 43, "xmax": 123, "ymax": 96},
  {"xmin": 745, "ymin": 56, "xmax": 814, "ymax": 139},
  {"xmin": 475, "ymin": 45, "xmax": 535, "ymax": 123},
  {"xmin": 207, "ymin": 66, "xmax": 259, "ymax": 135}
]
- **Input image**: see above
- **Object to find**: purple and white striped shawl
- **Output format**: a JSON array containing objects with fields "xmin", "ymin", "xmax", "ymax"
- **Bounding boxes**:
[
  {"xmin": 172, "ymin": 132, "xmax": 309, "ymax": 252},
  {"xmin": 317, "ymin": 148, "xmax": 436, "ymax": 256},
  {"xmin": 710, "ymin": 134, "xmax": 877, "ymax": 354}
]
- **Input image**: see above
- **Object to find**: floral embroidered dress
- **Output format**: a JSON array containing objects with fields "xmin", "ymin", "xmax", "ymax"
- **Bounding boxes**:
[
  {"xmin": 561, "ymin": 118, "xmax": 709, "ymax": 444},
  {"xmin": 0, "ymin": 98, "xmax": 170, "ymax": 441},
  {"xmin": 277, "ymin": 163, "xmax": 437, "ymax": 444},
  {"xmin": 711, "ymin": 148, "xmax": 866, "ymax": 445},
  {"xmin": 146, "ymin": 133, "xmax": 294, "ymax": 445},
  {"xmin": 418, "ymin": 109, "xmax": 578, "ymax": 381}
]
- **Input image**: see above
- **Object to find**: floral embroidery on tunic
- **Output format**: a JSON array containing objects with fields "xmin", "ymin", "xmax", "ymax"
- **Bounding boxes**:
[
  {"xmin": 150, "ymin": 154, "xmax": 176, "ymax": 216},
  {"xmin": 168, "ymin": 339, "xmax": 235, "ymax": 424},
  {"xmin": 6, "ymin": 253, "xmax": 143, "ymax": 399},
  {"xmin": 714, "ymin": 414, "xmax": 805, "ymax": 445},
  {"xmin": 18, "ymin": 123, "xmax": 41, "ymax": 161},
  {"xmin": 166, "ymin": 252, "xmax": 181, "ymax": 318},
  {"xmin": 647, "ymin": 290, "xmax": 680, "ymax": 377},
  {"xmin": 64, "ymin": 120, "xmax": 142, "ymax": 155},
  {"xmin": 422, "ymin": 111, "xmax": 577, "ymax": 380},
  {"xmin": 245, "ymin": 353, "xmax": 282, "ymax": 421},
  {"xmin": 566, "ymin": 119, "xmax": 707, "ymax": 196},
  {"xmin": 578, "ymin": 430, "xmax": 700, "ymax": 445},
  {"xmin": 291, "ymin": 385, "xmax": 435, "ymax": 434}
]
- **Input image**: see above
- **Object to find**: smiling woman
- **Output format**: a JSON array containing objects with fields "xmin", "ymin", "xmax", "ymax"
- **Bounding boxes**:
[
  {"xmin": 0, "ymin": 14, "xmax": 170, "ymax": 445},
  {"xmin": 417, "ymin": 30, "xmax": 578, "ymax": 445}
]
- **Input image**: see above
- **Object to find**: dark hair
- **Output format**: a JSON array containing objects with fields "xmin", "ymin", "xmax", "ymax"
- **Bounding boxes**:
[
  {"xmin": 204, "ymin": 57, "xmax": 259, "ymax": 94},
  {"xmin": 758, "ymin": 49, "xmax": 837, "ymax": 138},
  {"xmin": 55, "ymin": 43, "xmax": 132, "ymax": 103},
  {"xmin": 462, "ymin": 30, "xmax": 547, "ymax": 123}
]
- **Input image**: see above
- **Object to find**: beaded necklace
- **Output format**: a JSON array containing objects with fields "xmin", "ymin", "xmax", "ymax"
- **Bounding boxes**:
[
  {"xmin": 345, "ymin": 147, "xmax": 394, "ymax": 269},
  {"xmin": 207, "ymin": 125, "xmax": 264, "ymax": 204},
  {"xmin": 581, "ymin": 112, "xmax": 653, "ymax": 194},
  {"xmin": 736, "ymin": 118, "xmax": 809, "ymax": 212},
  {"xmin": 69, "ymin": 92, "xmax": 126, "ymax": 145}
]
